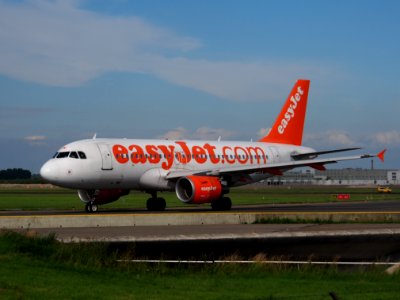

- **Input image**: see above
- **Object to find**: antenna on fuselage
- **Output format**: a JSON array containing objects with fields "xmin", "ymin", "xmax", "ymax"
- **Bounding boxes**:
[
  {"xmin": 218, "ymin": 136, "xmax": 221, "ymax": 142},
  {"xmin": 92, "ymin": 133, "xmax": 97, "ymax": 140}
]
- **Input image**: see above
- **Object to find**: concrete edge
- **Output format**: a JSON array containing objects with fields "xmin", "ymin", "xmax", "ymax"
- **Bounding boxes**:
[
  {"xmin": 58, "ymin": 229, "xmax": 400, "ymax": 243},
  {"xmin": 1, "ymin": 211, "xmax": 400, "ymax": 229}
]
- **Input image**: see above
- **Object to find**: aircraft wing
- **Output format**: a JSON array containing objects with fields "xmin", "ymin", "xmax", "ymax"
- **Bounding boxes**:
[
  {"xmin": 290, "ymin": 147, "xmax": 361, "ymax": 160},
  {"xmin": 165, "ymin": 151, "xmax": 385, "ymax": 180}
]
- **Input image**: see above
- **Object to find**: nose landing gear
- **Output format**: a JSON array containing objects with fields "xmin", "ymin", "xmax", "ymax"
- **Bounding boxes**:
[{"xmin": 85, "ymin": 202, "xmax": 98, "ymax": 213}]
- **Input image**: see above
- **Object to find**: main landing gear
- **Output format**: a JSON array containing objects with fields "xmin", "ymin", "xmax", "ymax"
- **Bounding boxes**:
[
  {"xmin": 146, "ymin": 192, "xmax": 166, "ymax": 211},
  {"xmin": 85, "ymin": 202, "xmax": 98, "ymax": 213},
  {"xmin": 211, "ymin": 197, "xmax": 232, "ymax": 211}
]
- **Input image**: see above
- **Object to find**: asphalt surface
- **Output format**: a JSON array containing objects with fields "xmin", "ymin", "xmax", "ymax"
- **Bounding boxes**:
[{"xmin": 1, "ymin": 199, "xmax": 400, "ymax": 216}]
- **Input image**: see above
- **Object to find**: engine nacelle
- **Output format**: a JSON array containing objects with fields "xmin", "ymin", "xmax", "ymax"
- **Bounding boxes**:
[
  {"xmin": 78, "ymin": 189, "xmax": 130, "ymax": 205},
  {"xmin": 175, "ymin": 175, "xmax": 222, "ymax": 204}
]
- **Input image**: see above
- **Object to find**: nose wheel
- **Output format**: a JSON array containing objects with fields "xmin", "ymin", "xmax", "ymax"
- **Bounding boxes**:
[{"xmin": 85, "ymin": 202, "xmax": 98, "ymax": 213}]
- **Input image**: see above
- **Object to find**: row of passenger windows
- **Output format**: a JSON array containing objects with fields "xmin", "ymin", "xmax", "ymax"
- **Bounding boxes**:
[
  {"xmin": 116, "ymin": 153, "xmax": 268, "ymax": 160},
  {"xmin": 53, "ymin": 151, "xmax": 87, "ymax": 159}
]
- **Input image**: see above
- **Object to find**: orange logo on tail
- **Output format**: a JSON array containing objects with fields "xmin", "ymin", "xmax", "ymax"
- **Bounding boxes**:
[
  {"xmin": 259, "ymin": 79, "xmax": 310, "ymax": 146},
  {"xmin": 278, "ymin": 85, "xmax": 305, "ymax": 134}
]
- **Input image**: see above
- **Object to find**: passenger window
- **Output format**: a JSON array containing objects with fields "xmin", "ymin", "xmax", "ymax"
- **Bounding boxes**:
[
  {"xmin": 56, "ymin": 152, "xmax": 70, "ymax": 158},
  {"xmin": 78, "ymin": 152, "xmax": 87, "ymax": 159},
  {"xmin": 69, "ymin": 152, "xmax": 79, "ymax": 159}
]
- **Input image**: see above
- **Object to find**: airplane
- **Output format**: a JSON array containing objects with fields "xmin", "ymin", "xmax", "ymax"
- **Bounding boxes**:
[{"xmin": 40, "ymin": 79, "xmax": 386, "ymax": 212}]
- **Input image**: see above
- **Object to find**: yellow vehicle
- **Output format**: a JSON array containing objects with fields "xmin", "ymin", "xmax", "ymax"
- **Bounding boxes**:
[{"xmin": 377, "ymin": 186, "xmax": 392, "ymax": 193}]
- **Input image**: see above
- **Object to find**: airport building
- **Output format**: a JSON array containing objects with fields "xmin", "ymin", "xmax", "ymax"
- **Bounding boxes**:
[{"xmin": 264, "ymin": 168, "xmax": 400, "ymax": 186}]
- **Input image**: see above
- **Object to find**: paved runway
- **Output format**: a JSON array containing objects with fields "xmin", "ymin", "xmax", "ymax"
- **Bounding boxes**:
[{"xmin": 1, "ymin": 199, "xmax": 400, "ymax": 216}]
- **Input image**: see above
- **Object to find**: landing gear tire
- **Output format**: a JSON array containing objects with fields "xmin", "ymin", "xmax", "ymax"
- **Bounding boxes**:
[
  {"xmin": 146, "ymin": 197, "xmax": 166, "ymax": 211},
  {"xmin": 85, "ymin": 203, "xmax": 98, "ymax": 213},
  {"xmin": 211, "ymin": 197, "xmax": 232, "ymax": 211}
]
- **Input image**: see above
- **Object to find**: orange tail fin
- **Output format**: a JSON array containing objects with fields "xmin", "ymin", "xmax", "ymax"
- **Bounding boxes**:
[{"xmin": 259, "ymin": 79, "xmax": 310, "ymax": 145}]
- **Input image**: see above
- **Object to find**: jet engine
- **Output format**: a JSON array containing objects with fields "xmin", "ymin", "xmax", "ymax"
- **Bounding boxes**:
[
  {"xmin": 78, "ymin": 189, "xmax": 130, "ymax": 205},
  {"xmin": 175, "ymin": 175, "xmax": 222, "ymax": 204}
]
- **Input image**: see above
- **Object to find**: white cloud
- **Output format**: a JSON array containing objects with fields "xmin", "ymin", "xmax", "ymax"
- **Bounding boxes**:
[
  {"xmin": 24, "ymin": 135, "xmax": 46, "ymax": 146},
  {"xmin": 192, "ymin": 127, "xmax": 236, "ymax": 140},
  {"xmin": 370, "ymin": 130, "xmax": 400, "ymax": 146},
  {"xmin": 158, "ymin": 127, "xmax": 236, "ymax": 140},
  {"xmin": 24, "ymin": 135, "xmax": 46, "ymax": 141},
  {"xmin": 326, "ymin": 131, "xmax": 355, "ymax": 146},
  {"xmin": 304, "ymin": 131, "xmax": 357, "ymax": 148},
  {"xmin": 158, "ymin": 127, "xmax": 188, "ymax": 140},
  {"xmin": 257, "ymin": 128, "xmax": 270, "ymax": 138},
  {"xmin": 0, "ymin": 0, "xmax": 200, "ymax": 86},
  {"xmin": 0, "ymin": 0, "xmax": 340, "ymax": 101}
]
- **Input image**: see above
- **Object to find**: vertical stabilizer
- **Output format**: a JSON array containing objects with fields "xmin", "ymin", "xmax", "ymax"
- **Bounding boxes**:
[{"xmin": 259, "ymin": 79, "xmax": 310, "ymax": 145}]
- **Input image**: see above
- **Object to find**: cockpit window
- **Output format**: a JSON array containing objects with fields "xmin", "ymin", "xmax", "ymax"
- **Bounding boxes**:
[
  {"xmin": 56, "ymin": 152, "xmax": 70, "ymax": 158},
  {"xmin": 53, "ymin": 151, "xmax": 87, "ymax": 159},
  {"xmin": 69, "ymin": 152, "xmax": 79, "ymax": 159}
]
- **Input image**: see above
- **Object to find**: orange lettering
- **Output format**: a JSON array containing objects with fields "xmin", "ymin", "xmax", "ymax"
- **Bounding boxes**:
[
  {"xmin": 158, "ymin": 145, "xmax": 175, "ymax": 170},
  {"xmin": 175, "ymin": 141, "xmax": 192, "ymax": 164},
  {"xmin": 234, "ymin": 146, "xmax": 249, "ymax": 164},
  {"xmin": 246, "ymin": 147, "xmax": 266, "ymax": 164},
  {"xmin": 129, "ymin": 145, "xmax": 146, "ymax": 164},
  {"xmin": 112, "ymin": 144, "xmax": 129, "ymax": 164},
  {"xmin": 145, "ymin": 145, "xmax": 161, "ymax": 164},
  {"xmin": 222, "ymin": 146, "xmax": 235, "ymax": 164},
  {"xmin": 113, "ymin": 142, "xmax": 267, "ymax": 170},
  {"xmin": 204, "ymin": 143, "xmax": 220, "ymax": 164},
  {"xmin": 192, "ymin": 146, "xmax": 207, "ymax": 164}
]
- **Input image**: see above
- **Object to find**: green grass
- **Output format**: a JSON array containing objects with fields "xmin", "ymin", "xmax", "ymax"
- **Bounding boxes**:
[
  {"xmin": 0, "ymin": 185, "xmax": 398, "ymax": 211},
  {"xmin": 232, "ymin": 186, "xmax": 400, "ymax": 204},
  {"xmin": 0, "ymin": 231, "xmax": 400, "ymax": 299}
]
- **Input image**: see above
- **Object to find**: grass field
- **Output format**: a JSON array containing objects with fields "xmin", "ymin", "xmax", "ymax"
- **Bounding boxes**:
[
  {"xmin": 0, "ymin": 184, "xmax": 398, "ymax": 211},
  {"xmin": 1, "ymin": 187, "xmax": 400, "ymax": 298},
  {"xmin": 0, "ymin": 231, "xmax": 399, "ymax": 300}
]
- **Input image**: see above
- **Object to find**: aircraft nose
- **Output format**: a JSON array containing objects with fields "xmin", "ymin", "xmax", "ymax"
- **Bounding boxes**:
[{"xmin": 40, "ymin": 161, "xmax": 58, "ymax": 183}]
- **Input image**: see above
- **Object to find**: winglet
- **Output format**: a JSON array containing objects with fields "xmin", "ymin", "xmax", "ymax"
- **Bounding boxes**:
[
  {"xmin": 377, "ymin": 149, "xmax": 386, "ymax": 162},
  {"xmin": 259, "ymin": 79, "xmax": 310, "ymax": 145}
]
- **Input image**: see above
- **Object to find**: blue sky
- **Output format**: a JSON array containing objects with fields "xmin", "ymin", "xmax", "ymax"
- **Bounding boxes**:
[{"xmin": 0, "ymin": 0, "xmax": 399, "ymax": 172}]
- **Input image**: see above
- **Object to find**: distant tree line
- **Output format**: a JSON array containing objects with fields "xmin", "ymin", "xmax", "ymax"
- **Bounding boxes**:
[{"xmin": 0, "ymin": 168, "xmax": 31, "ymax": 180}]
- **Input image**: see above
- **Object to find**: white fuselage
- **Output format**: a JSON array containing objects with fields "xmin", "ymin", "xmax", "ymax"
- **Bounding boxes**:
[{"xmin": 40, "ymin": 138, "xmax": 314, "ymax": 191}]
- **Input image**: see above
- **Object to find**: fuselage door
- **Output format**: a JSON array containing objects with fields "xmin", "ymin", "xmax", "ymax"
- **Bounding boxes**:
[
  {"xmin": 270, "ymin": 146, "xmax": 280, "ymax": 164},
  {"xmin": 97, "ymin": 143, "xmax": 113, "ymax": 170}
]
